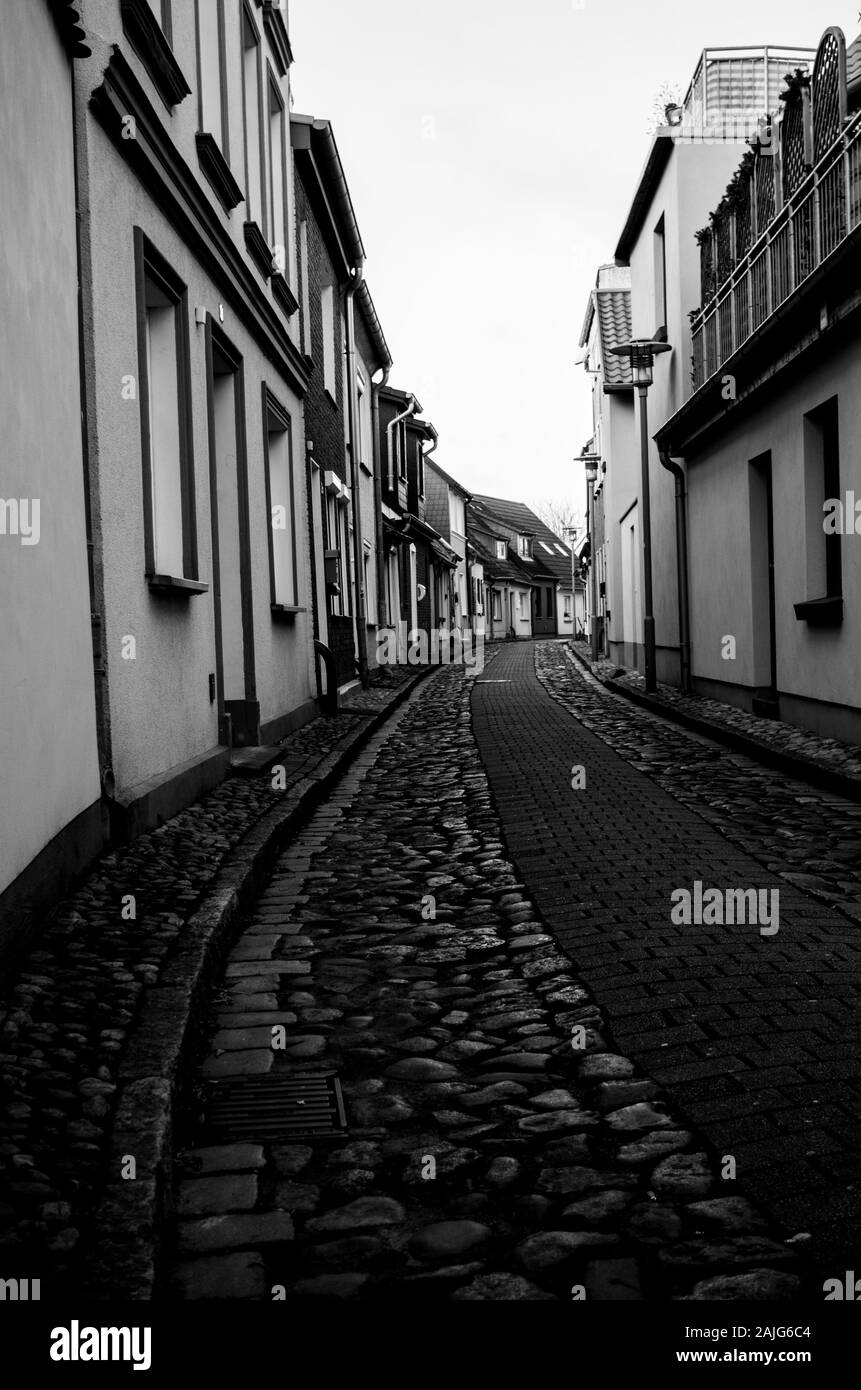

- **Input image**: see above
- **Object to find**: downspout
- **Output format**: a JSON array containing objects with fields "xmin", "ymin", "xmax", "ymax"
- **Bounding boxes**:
[
  {"xmin": 344, "ymin": 262, "xmax": 369, "ymax": 687},
  {"xmin": 659, "ymin": 445, "xmax": 692, "ymax": 694},
  {"xmin": 372, "ymin": 364, "xmax": 391, "ymax": 627},
  {"xmin": 421, "ymin": 425, "xmax": 439, "ymax": 630}
]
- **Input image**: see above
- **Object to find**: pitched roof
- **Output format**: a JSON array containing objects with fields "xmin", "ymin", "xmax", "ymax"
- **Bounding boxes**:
[
  {"xmin": 596, "ymin": 290, "xmax": 633, "ymax": 388},
  {"xmin": 471, "ymin": 496, "xmax": 575, "ymax": 586}
]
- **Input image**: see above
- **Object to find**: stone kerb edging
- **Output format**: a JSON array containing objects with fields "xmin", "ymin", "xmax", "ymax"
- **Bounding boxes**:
[{"xmin": 568, "ymin": 646, "xmax": 861, "ymax": 808}]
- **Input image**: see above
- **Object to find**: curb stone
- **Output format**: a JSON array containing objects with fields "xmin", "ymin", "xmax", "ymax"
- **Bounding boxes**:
[
  {"xmin": 567, "ymin": 644, "xmax": 861, "ymax": 806},
  {"xmin": 83, "ymin": 667, "xmax": 435, "ymax": 1300}
]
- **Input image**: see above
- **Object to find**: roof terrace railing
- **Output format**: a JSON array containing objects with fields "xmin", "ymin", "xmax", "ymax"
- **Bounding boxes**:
[{"xmin": 691, "ymin": 107, "xmax": 861, "ymax": 389}]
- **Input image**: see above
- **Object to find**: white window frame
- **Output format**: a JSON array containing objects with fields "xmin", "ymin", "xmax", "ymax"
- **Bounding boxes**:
[{"xmin": 321, "ymin": 285, "xmax": 337, "ymax": 399}]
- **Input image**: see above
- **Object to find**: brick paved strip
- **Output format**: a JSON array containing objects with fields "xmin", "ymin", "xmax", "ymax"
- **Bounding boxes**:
[{"xmin": 471, "ymin": 640, "xmax": 861, "ymax": 1277}]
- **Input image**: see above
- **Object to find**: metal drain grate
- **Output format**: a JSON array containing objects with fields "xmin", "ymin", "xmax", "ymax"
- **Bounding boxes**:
[{"xmin": 203, "ymin": 1073, "xmax": 347, "ymax": 1141}]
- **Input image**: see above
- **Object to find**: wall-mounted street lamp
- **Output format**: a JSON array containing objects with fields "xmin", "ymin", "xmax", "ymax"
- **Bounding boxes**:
[
  {"xmin": 578, "ymin": 448, "xmax": 602, "ymax": 661},
  {"xmin": 610, "ymin": 339, "xmax": 672, "ymax": 691}
]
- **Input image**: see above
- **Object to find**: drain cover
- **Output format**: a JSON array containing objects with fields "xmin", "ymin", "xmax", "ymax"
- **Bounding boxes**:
[{"xmin": 203, "ymin": 1073, "xmax": 347, "ymax": 1141}]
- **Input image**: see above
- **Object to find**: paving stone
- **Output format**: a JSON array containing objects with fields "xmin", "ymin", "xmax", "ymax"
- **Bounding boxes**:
[
  {"xmin": 184, "ymin": 1145, "xmax": 265, "ymax": 1175},
  {"xmin": 452, "ymin": 1273, "xmax": 554, "ymax": 1300},
  {"xmin": 517, "ymin": 1109, "xmax": 599, "ymax": 1135},
  {"xmin": 275, "ymin": 1182, "xmax": 320, "ymax": 1216},
  {"xmin": 271, "ymin": 1145, "xmax": 313, "ymax": 1177},
  {"xmin": 305, "ymin": 1198, "xmax": 406, "ymax": 1233},
  {"xmin": 517, "ymin": 1230, "xmax": 619, "ymax": 1273},
  {"xmin": 172, "ymin": 1252, "xmax": 267, "ymax": 1300},
  {"xmin": 583, "ymin": 1256, "xmax": 642, "ymax": 1301},
  {"xmin": 685, "ymin": 1197, "xmax": 768, "ymax": 1234},
  {"xmin": 538, "ymin": 1167, "xmax": 632, "ymax": 1197},
  {"xmin": 291, "ymin": 1274, "xmax": 368, "ymax": 1297},
  {"xmin": 559, "ymin": 1191, "xmax": 631, "ymax": 1226},
  {"xmin": 485, "ymin": 1156, "xmax": 521, "ymax": 1187},
  {"xmin": 202, "ymin": 1050, "xmax": 273, "ymax": 1078},
  {"xmin": 617, "ymin": 1131, "xmax": 693, "ymax": 1165},
  {"xmin": 461, "ymin": 1082, "xmax": 527, "ymax": 1108},
  {"xmin": 679, "ymin": 1269, "xmax": 801, "ymax": 1300},
  {"xmin": 177, "ymin": 1175, "xmax": 257, "ymax": 1217},
  {"xmin": 384, "ymin": 1058, "xmax": 458, "ymax": 1081},
  {"xmin": 178, "ymin": 1213, "xmax": 294, "ymax": 1253},
  {"xmin": 212, "ymin": 1027, "xmax": 280, "ymax": 1051},
  {"xmin": 651, "ymin": 1153, "xmax": 714, "ymax": 1201},
  {"xmin": 606, "ymin": 1103, "xmax": 674, "ymax": 1132},
  {"xmin": 409, "ymin": 1221, "xmax": 491, "ymax": 1261}
]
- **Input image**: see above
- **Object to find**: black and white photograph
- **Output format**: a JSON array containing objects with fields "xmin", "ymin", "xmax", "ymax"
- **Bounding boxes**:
[{"xmin": 2, "ymin": 0, "xmax": 861, "ymax": 1368}]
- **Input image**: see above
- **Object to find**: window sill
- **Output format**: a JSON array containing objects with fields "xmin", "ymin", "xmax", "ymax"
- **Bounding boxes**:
[
  {"xmin": 360, "ymin": 461, "xmax": 373, "ymax": 476},
  {"xmin": 148, "ymin": 574, "xmax": 209, "ymax": 596},
  {"xmin": 271, "ymin": 272, "xmax": 299, "ymax": 318},
  {"xmin": 244, "ymin": 220, "xmax": 274, "ymax": 280},
  {"xmin": 271, "ymin": 603, "xmax": 306, "ymax": 622},
  {"xmin": 793, "ymin": 595, "xmax": 843, "ymax": 626},
  {"xmin": 120, "ymin": 0, "xmax": 191, "ymax": 109},
  {"xmin": 196, "ymin": 133, "xmax": 243, "ymax": 212}
]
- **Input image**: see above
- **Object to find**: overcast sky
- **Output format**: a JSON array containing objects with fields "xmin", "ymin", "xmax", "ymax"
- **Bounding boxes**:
[{"xmin": 290, "ymin": 0, "xmax": 858, "ymax": 521}]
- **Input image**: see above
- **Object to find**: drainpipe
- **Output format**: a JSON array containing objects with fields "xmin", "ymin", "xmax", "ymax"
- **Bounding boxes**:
[
  {"xmin": 659, "ymin": 445, "xmax": 692, "ymax": 695},
  {"xmin": 372, "ymin": 364, "xmax": 391, "ymax": 626},
  {"xmin": 344, "ymin": 262, "xmax": 369, "ymax": 688}
]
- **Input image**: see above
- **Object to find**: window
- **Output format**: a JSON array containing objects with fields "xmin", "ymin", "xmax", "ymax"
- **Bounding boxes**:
[
  {"xmin": 242, "ymin": 6, "xmax": 264, "ymax": 230},
  {"xmin": 539, "ymin": 541, "xmax": 554, "ymax": 555},
  {"xmin": 554, "ymin": 543, "xmax": 568, "ymax": 556},
  {"xmin": 363, "ymin": 545, "xmax": 376, "ymax": 623},
  {"xmin": 340, "ymin": 506, "xmax": 352, "ymax": 616},
  {"xmin": 534, "ymin": 587, "xmax": 542, "ymax": 617},
  {"xmin": 448, "ymin": 493, "xmax": 465, "ymax": 537},
  {"xmin": 196, "ymin": 0, "xmax": 227, "ymax": 152},
  {"xmin": 492, "ymin": 590, "xmax": 502, "ymax": 622},
  {"xmin": 267, "ymin": 72, "xmax": 287, "ymax": 263},
  {"xmin": 134, "ymin": 231, "xmax": 198, "ymax": 584},
  {"xmin": 321, "ymin": 286, "xmax": 337, "ymax": 398},
  {"xmin": 803, "ymin": 396, "xmax": 841, "ymax": 600},
  {"xmin": 263, "ymin": 388, "xmax": 298, "ymax": 610},
  {"xmin": 299, "ymin": 221, "xmax": 311, "ymax": 355},
  {"xmin": 397, "ymin": 422, "xmax": 408, "ymax": 481},
  {"xmin": 417, "ymin": 438, "xmax": 425, "ymax": 497},
  {"xmin": 496, "ymin": 539, "xmax": 506, "ymax": 560},
  {"xmin": 472, "ymin": 577, "xmax": 484, "ymax": 614},
  {"xmin": 654, "ymin": 214, "xmax": 667, "ymax": 334},
  {"xmin": 518, "ymin": 534, "xmax": 533, "ymax": 559},
  {"xmin": 358, "ymin": 372, "xmax": 372, "ymax": 470}
]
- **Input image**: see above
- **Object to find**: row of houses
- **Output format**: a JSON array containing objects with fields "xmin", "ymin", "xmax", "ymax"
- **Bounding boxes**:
[
  {"xmin": 0, "ymin": 0, "xmax": 579, "ymax": 957},
  {"xmin": 579, "ymin": 25, "xmax": 861, "ymax": 744}
]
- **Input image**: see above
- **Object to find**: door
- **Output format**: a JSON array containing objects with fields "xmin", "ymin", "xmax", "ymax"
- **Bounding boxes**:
[
  {"xmin": 750, "ymin": 451, "xmax": 779, "ymax": 715},
  {"xmin": 620, "ymin": 507, "xmax": 641, "ymax": 666}
]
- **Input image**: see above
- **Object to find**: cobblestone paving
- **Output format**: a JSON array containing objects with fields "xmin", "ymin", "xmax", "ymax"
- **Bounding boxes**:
[
  {"xmin": 0, "ymin": 688, "xmax": 401, "ymax": 1295},
  {"xmin": 472, "ymin": 640, "xmax": 861, "ymax": 1276},
  {"xmin": 591, "ymin": 653, "xmax": 861, "ymax": 786},
  {"xmin": 169, "ymin": 659, "xmax": 803, "ymax": 1302}
]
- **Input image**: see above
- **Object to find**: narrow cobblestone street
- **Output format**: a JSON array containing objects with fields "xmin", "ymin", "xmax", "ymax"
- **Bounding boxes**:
[{"xmin": 163, "ymin": 639, "xmax": 861, "ymax": 1301}]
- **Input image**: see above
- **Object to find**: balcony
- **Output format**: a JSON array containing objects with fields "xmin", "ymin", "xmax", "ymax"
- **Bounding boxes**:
[
  {"xmin": 690, "ymin": 27, "xmax": 861, "ymax": 390},
  {"xmin": 692, "ymin": 112, "xmax": 861, "ymax": 387}
]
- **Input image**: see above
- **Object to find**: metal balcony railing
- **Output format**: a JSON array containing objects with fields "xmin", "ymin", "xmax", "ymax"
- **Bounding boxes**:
[{"xmin": 691, "ymin": 109, "xmax": 861, "ymax": 389}]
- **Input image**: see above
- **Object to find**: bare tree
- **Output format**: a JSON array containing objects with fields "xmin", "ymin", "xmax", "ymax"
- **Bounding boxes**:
[{"xmin": 531, "ymin": 499, "xmax": 586, "ymax": 544}]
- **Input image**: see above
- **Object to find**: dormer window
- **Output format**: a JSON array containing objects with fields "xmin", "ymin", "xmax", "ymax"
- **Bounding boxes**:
[
  {"xmin": 496, "ymin": 540, "xmax": 506, "ymax": 560},
  {"xmin": 518, "ymin": 534, "xmax": 533, "ymax": 559}
]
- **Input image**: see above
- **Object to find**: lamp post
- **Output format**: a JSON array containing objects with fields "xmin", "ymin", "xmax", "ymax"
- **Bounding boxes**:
[
  {"xmin": 610, "ymin": 339, "xmax": 672, "ymax": 692},
  {"xmin": 578, "ymin": 449, "xmax": 601, "ymax": 661},
  {"xmin": 563, "ymin": 526, "xmax": 579, "ymax": 640}
]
